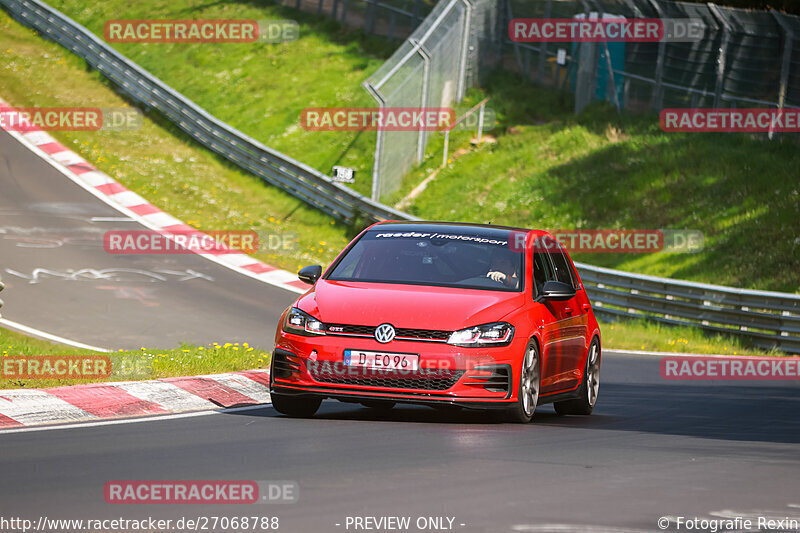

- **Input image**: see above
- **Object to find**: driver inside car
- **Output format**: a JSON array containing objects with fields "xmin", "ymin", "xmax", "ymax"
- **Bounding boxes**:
[{"xmin": 486, "ymin": 254, "xmax": 519, "ymax": 289}]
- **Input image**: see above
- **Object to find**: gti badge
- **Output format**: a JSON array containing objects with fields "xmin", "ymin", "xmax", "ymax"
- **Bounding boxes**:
[{"xmin": 374, "ymin": 323, "xmax": 396, "ymax": 344}]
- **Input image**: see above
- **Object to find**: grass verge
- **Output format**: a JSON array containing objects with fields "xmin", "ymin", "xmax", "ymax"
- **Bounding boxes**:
[
  {"xmin": 0, "ymin": 326, "xmax": 271, "ymax": 390},
  {"xmin": 0, "ymin": 9, "xmax": 353, "ymax": 274},
  {"xmin": 45, "ymin": 0, "xmax": 396, "ymax": 199}
]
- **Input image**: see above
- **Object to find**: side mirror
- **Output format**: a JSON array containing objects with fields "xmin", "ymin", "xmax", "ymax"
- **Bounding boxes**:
[
  {"xmin": 540, "ymin": 280, "xmax": 575, "ymax": 301},
  {"xmin": 297, "ymin": 265, "xmax": 323, "ymax": 285}
]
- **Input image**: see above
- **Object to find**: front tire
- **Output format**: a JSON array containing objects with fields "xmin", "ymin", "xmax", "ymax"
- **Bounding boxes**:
[
  {"xmin": 504, "ymin": 340, "xmax": 540, "ymax": 423},
  {"xmin": 271, "ymin": 393, "xmax": 322, "ymax": 418},
  {"xmin": 554, "ymin": 339, "xmax": 600, "ymax": 416}
]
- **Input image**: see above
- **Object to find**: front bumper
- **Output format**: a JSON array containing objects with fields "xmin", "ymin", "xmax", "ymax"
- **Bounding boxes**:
[{"xmin": 270, "ymin": 332, "xmax": 523, "ymax": 407}]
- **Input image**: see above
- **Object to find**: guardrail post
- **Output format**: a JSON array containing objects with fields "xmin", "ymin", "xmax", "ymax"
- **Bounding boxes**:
[{"xmin": 707, "ymin": 3, "xmax": 731, "ymax": 109}]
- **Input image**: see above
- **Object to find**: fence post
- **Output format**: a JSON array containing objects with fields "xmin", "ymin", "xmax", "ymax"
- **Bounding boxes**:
[
  {"xmin": 365, "ymin": 0, "xmax": 377, "ymax": 34},
  {"xmin": 457, "ymin": 0, "xmax": 473, "ymax": 100},
  {"xmin": 574, "ymin": 1, "xmax": 598, "ymax": 114},
  {"xmin": 590, "ymin": 0, "xmax": 621, "ymax": 113},
  {"xmin": 771, "ymin": 10, "xmax": 795, "ymax": 140},
  {"xmin": 537, "ymin": 0, "xmax": 553, "ymax": 84},
  {"xmin": 442, "ymin": 130, "xmax": 450, "ymax": 167},
  {"xmin": 318, "ymin": 0, "xmax": 324, "ymax": 14},
  {"xmin": 415, "ymin": 40, "xmax": 432, "ymax": 164},
  {"xmin": 477, "ymin": 101, "xmax": 485, "ymax": 141},
  {"xmin": 296, "ymin": 0, "xmax": 301, "ymax": 9},
  {"xmin": 496, "ymin": 0, "xmax": 506, "ymax": 68},
  {"xmin": 707, "ymin": 3, "xmax": 731, "ymax": 109},
  {"xmin": 341, "ymin": 0, "xmax": 348, "ymax": 23},
  {"xmin": 647, "ymin": 0, "xmax": 666, "ymax": 111},
  {"xmin": 364, "ymin": 82, "xmax": 386, "ymax": 201}
]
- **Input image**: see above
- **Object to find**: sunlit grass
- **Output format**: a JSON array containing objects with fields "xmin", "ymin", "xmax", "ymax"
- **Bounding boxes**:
[{"xmin": 0, "ymin": 327, "xmax": 271, "ymax": 389}]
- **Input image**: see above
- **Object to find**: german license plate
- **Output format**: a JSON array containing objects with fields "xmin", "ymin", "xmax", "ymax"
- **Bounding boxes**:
[{"xmin": 343, "ymin": 350, "xmax": 419, "ymax": 371}]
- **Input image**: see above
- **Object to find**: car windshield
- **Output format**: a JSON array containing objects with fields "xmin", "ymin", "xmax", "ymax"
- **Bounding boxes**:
[{"xmin": 327, "ymin": 228, "xmax": 524, "ymax": 291}]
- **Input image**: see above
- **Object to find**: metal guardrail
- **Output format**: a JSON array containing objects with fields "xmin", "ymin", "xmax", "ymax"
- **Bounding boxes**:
[
  {"xmin": 0, "ymin": 0, "xmax": 416, "ymax": 225},
  {"xmin": 575, "ymin": 262, "xmax": 800, "ymax": 354},
  {"xmin": 3, "ymin": 0, "xmax": 799, "ymax": 354}
]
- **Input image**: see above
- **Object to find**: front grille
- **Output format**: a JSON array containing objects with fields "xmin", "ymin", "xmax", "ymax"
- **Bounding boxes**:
[
  {"xmin": 325, "ymin": 324, "xmax": 451, "ymax": 342},
  {"xmin": 308, "ymin": 366, "xmax": 465, "ymax": 391},
  {"xmin": 396, "ymin": 328, "xmax": 451, "ymax": 341},
  {"xmin": 326, "ymin": 324, "xmax": 374, "ymax": 336}
]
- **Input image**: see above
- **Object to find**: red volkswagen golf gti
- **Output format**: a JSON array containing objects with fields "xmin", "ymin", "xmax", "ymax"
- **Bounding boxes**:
[{"xmin": 270, "ymin": 221, "xmax": 601, "ymax": 423}]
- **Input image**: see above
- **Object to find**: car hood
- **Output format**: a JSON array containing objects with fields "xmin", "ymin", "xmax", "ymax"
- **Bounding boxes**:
[{"xmin": 295, "ymin": 280, "xmax": 525, "ymax": 330}]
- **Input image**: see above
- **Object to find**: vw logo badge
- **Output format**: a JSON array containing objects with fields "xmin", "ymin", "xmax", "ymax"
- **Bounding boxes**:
[{"xmin": 374, "ymin": 323, "xmax": 396, "ymax": 344}]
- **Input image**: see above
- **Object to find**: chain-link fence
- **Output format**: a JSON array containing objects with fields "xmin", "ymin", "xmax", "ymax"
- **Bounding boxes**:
[
  {"xmin": 288, "ymin": 0, "xmax": 799, "ymax": 198},
  {"xmin": 362, "ymin": 0, "xmax": 497, "ymax": 200},
  {"xmin": 499, "ymin": 0, "xmax": 800, "ymax": 115}
]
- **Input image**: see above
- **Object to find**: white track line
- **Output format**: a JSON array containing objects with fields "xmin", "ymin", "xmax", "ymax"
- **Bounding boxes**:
[
  {"xmin": 0, "ymin": 318, "xmax": 110, "ymax": 352},
  {"xmin": 0, "ymin": 404, "xmax": 270, "ymax": 435}
]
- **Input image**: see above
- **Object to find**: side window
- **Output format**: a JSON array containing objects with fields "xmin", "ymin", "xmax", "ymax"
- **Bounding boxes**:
[
  {"xmin": 548, "ymin": 248, "xmax": 576, "ymax": 289},
  {"xmin": 532, "ymin": 251, "xmax": 555, "ymax": 297}
]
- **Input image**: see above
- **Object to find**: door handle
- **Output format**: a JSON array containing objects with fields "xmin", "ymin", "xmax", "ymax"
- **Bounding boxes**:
[
  {"xmin": 582, "ymin": 304, "xmax": 591, "ymax": 312},
  {"xmin": 564, "ymin": 307, "xmax": 573, "ymax": 315}
]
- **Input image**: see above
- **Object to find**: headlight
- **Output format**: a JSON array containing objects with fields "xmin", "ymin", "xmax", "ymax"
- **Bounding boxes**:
[
  {"xmin": 282, "ymin": 308, "xmax": 326, "ymax": 336},
  {"xmin": 447, "ymin": 322, "xmax": 514, "ymax": 347}
]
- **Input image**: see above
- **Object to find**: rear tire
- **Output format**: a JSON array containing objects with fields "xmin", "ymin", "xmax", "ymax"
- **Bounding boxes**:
[
  {"xmin": 503, "ymin": 340, "xmax": 540, "ymax": 423},
  {"xmin": 554, "ymin": 339, "xmax": 600, "ymax": 416},
  {"xmin": 271, "ymin": 394, "xmax": 322, "ymax": 418}
]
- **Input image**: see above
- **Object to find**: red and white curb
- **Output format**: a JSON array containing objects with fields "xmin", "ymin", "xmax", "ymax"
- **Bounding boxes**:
[
  {"xmin": 0, "ymin": 370, "xmax": 271, "ymax": 429},
  {"xmin": 0, "ymin": 97, "xmax": 308, "ymax": 294}
]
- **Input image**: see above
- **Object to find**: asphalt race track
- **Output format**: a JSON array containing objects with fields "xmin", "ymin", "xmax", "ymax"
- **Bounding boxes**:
[
  {"xmin": 0, "ymin": 353, "xmax": 798, "ymax": 532},
  {"xmin": 1, "ymin": 130, "xmax": 799, "ymax": 532},
  {"xmin": 0, "ymin": 130, "xmax": 295, "ymax": 350}
]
